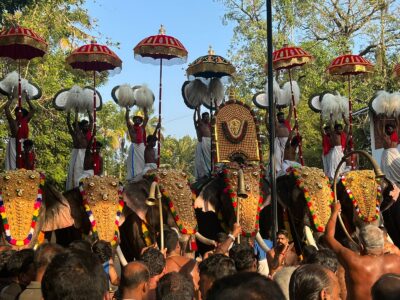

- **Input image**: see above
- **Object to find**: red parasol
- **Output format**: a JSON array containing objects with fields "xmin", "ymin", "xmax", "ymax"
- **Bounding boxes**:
[
  {"xmin": 133, "ymin": 25, "xmax": 188, "ymax": 167},
  {"xmin": 66, "ymin": 41, "xmax": 122, "ymax": 166},
  {"xmin": 0, "ymin": 25, "xmax": 48, "ymax": 168},
  {"xmin": 272, "ymin": 44, "xmax": 313, "ymax": 166},
  {"xmin": 327, "ymin": 54, "xmax": 374, "ymax": 169}
]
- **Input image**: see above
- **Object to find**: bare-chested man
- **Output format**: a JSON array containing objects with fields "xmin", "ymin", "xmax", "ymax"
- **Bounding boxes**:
[
  {"xmin": 80, "ymin": 134, "xmax": 103, "ymax": 181},
  {"xmin": 325, "ymin": 202, "xmax": 400, "ymax": 300},
  {"xmin": 126, "ymin": 108, "xmax": 148, "ymax": 180},
  {"xmin": 4, "ymin": 97, "xmax": 35, "ymax": 170},
  {"xmin": 327, "ymin": 114, "xmax": 349, "ymax": 180},
  {"xmin": 320, "ymin": 115, "xmax": 332, "ymax": 177},
  {"xmin": 266, "ymin": 103, "xmax": 293, "ymax": 173},
  {"xmin": 267, "ymin": 229, "xmax": 299, "ymax": 276},
  {"xmin": 66, "ymin": 110, "xmax": 93, "ymax": 189},
  {"xmin": 279, "ymin": 121, "xmax": 301, "ymax": 176},
  {"xmin": 194, "ymin": 107, "xmax": 211, "ymax": 179},
  {"xmin": 380, "ymin": 121, "xmax": 400, "ymax": 188}
]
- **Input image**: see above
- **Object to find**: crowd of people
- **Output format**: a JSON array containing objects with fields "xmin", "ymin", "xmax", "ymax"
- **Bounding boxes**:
[{"xmin": 1, "ymin": 203, "xmax": 400, "ymax": 300}]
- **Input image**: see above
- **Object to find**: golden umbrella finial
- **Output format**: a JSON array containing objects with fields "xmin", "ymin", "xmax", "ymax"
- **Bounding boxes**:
[
  {"xmin": 208, "ymin": 45, "xmax": 215, "ymax": 55},
  {"xmin": 159, "ymin": 24, "xmax": 166, "ymax": 35}
]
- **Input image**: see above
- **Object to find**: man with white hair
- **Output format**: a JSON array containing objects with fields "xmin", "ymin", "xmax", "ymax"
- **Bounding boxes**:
[{"xmin": 325, "ymin": 202, "xmax": 400, "ymax": 300}]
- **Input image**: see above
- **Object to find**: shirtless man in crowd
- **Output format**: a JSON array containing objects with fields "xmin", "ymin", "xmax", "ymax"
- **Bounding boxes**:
[{"xmin": 325, "ymin": 202, "xmax": 400, "ymax": 300}]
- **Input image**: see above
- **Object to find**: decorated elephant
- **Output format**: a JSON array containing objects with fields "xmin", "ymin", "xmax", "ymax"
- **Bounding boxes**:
[
  {"xmin": 0, "ymin": 169, "xmax": 74, "ymax": 250},
  {"xmin": 119, "ymin": 168, "xmax": 215, "ymax": 261}
]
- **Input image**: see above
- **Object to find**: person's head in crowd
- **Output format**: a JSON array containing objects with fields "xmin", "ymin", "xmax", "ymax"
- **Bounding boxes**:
[
  {"xmin": 371, "ymin": 273, "xmax": 400, "ymax": 300},
  {"xmin": 146, "ymin": 135, "xmax": 158, "ymax": 148},
  {"xmin": 141, "ymin": 247, "xmax": 166, "ymax": 283},
  {"xmin": 41, "ymin": 249, "xmax": 108, "ymax": 300},
  {"xmin": 68, "ymin": 239, "xmax": 92, "ymax": 252},
  {"xmin": 302, "ymin": 245, "xmax": 317, "ymax": 263},
  {"xmin": 164, "ymin": 229, "xmax": 180, "ymax": 255},
  {"xmin": 359, "ymin": 225, "xmax": 384, "ymax": 255},
  {"xmin": 306, "ymin": 248, "xmax": 338, "ymax": 273},
  {"xmin": 198, "ymin": 254, "xmax": 236, "ymax": 298},
  {"xmin": 289, "ymin": 264, "xmax": 340, "ymax": 300},
  {"xmin": 120, "ymin": 261, "xmax": 150, "ymax": 300},
  {"xmin": 0, "ymin": 248, "xmax": 15, "ymax": 278},
  {"xmin": 6, "ymin": 248, "xmax": 35, "ymax": 287},
  {"xmin": 207, "ymin": 272, "xmax": 285, "ymax": 300},
  {"xmin": 34, "ymin": 243, "xmax": 65, "ymax": 282},
  {"xmin": 276, "ymin": 229, "xmax": 290, "ymax": 250},
  {"xmin": 273, "ymin": 266, "xmax": 297, "ymax": 300},
  {"xmin": 91, "ymin": 240, "xmax": 112, "ymax": 264},
  {"xmin": 230, "ymin": 243, "xmax": 257, "ymax": 272},
  {"xmin": 157, "ymin": 272, "xmax": 194, "ymax": 300}
]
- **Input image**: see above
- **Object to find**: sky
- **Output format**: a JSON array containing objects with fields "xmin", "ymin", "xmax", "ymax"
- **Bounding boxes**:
[{"xmin": 84, "ymin": 0, "xmax": 235, "ymax": 138}]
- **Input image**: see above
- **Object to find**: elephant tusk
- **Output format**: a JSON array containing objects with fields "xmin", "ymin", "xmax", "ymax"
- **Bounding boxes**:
[
  {"xmin": 195, "ymin": 232, "xmax": 217, "ymax": 247},
  {"xmin": 304, "ymin": 225, "xmax": 318, "ymax": 250},
  {"xmin": 116, "ymin": 245, "xmax": 128, "ymax": 267},
  {"xmin": 255, "ymin": 232, "xmax": 271, "ymax": 252}
]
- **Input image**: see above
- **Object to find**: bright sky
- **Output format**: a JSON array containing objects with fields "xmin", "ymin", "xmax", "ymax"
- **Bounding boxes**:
[{"xmin": 84, "ymin": 0, "xmax": 234, "ymax": 138}]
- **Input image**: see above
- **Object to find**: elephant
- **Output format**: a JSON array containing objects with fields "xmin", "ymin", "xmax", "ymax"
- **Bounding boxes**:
[
  {"xmin": 118, "ymin": 168, "xmax": 215, "ymax": 262},
  {"xmin": 0, "ymin": 169, "xmax": 75, "ymax": 250},
  {"xmin": 193, "ymin": 162, "xmax": 272, "ymax": 254}
]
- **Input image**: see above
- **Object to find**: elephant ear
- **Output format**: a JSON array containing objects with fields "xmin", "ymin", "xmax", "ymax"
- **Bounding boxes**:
[{"xmin": 41, "ymin": 183, "xmax": 75, "ymax": 232}]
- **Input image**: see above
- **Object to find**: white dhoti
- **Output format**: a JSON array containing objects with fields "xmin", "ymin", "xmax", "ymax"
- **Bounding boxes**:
[
  {"xmin": 127, "ymin": 143, "xmax": 145, "ymax": 181},
  {"xmin": 5, "ymin": 137, "xmax": 16, "ymax": 170},
  {"xmin": 194, "ymin": 137, "xmax": 211, "ymax": 180},
  {"xmin": 66, "ymin": 148, "xmax": 86, "ymax": 190},
  {"xmin": 328, "ymin": 146, "xmax": 345, "ymax": 180},
  {"xmin": 278, "ymin": 160, "xmax": 302, "ymax": 177},
  {"xmin": 381, "ymin": 148, "xmax": 400, "ymax": 188},
  {"xmin": 274, "ymin": 137, "xmax": 288, "ymax": 173},
  {"xmin": 322, "ymin": 152, "xmax": 331, "ymax": 178}
]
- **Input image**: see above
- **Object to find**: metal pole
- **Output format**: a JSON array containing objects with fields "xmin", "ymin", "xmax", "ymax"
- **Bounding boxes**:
[
  {"xmin": 347, "ymin": 75, "xmax": 355, "ymax": 169},
  {"xmin": 157, "ymin": 59, "xmax": 163, "ymax": 168},
  {"xmin": 266, "ymin": 0, "xmax": 278, "ymax": 247}
]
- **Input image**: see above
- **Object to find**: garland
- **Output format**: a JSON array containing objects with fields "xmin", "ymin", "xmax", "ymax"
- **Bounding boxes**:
[
  {"xmin": 79, "ymin": 184, "xmax": 124, "ymax": 246},
  {"xmin": 289, "ymin": 166, "xmax": 333, "ymax": 232},
  {"xmin": 0, "ymin": 174, "xmax": 45, "ymax": 246},
  {"xmin": 141, "ymin": 221, "xmax": 153, "ymax": 247},
  {"xmin": 340, "ymin": 175, "xmax": 380, "ymax": 222}
]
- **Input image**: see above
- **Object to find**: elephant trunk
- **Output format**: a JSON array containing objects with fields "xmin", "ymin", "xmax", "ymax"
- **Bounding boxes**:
[
  {"xmin": 255, "ymin": 232, "xmax": 271, "ymax": 252},
  {"xmin": 304, "ymin": 225, "xmax": 318, "ymax": 250},
  {"xmin": 195, "ymin": 232, "xmax": 217, "ymax": 247}
]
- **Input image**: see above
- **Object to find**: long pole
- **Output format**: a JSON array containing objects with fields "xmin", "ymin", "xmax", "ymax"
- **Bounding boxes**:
[
  {"xmin": 347, "ymin": 75, "xmax": 355, "ymax": 169},
  {"xmin": 266, "ymin": 0, "xmax": 278, "ymax": 247},
  {"xmin": 16, "ymin": 61, "xmax": 22, "ymax": 168},
  {"xmin": 157, "ymin": 59, "xmax": 163, "ymax": 168}
]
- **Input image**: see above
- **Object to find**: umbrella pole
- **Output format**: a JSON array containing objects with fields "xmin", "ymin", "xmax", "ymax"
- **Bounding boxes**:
[
  {"xmin": 288, "ymin": 69, "xmax": 304, "ymax": 166},
  {"xmin": 16, "ymin": 60, "xmax": 22, "ymax": 169},
  {"xmin": 157, "ymin": 59, "xmax": 163, "ymax": 168},
  {"xmin": 266, "ymin": 0, "xmax": 278, "ymax": 247},
  {"xmin": 93, "ymin": 70, "xmax": 97, "ymax": 148},
  {"xmin": 348, "ymin": 75, "xmax": 355, "ymax": 169},
  {"xmin": 210, "ymin": 100, "xmax": 213, "ymax": 175}
]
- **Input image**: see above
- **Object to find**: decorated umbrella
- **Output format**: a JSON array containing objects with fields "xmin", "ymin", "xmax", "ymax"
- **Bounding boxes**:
[
  {"xmin": 327, "ymin": 54, "xmax": 374, "ymax": 169},
  {"xmin": 0, "ymin": 25, "xmax": 48, "ymax": 168},
  {"xmin": 134, "ymin": 25, "xmax": 188, "ymax": 167},
  {"xmin": 66, "ymin": 41, "xmax": 122, "ymax": 162},
  {"xmin": 272, "ymin": 44, "xmax": 313, "ymax": 166}
]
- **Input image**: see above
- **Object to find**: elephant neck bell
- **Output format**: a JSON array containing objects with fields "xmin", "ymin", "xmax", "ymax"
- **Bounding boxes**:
[
  {"xmin": 237, "ymin": 169, "xmax": 248, "ymax": 199},
  {"xmin": 146, "ymin": 182, "xmax": 162, "ymax": 206}
]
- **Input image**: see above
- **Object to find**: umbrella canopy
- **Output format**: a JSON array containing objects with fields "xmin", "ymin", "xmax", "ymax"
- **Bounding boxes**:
[
  {"xmin": 0, "ymin": 25, "xmax": 47, "ymax": 60},
  {"xmin": 327, "ymin": 54, "xmax": 374, "ymax": 76},
  {"xmin": 186, "ymin": 46, "xmax": 235, "ymax": 79},
  {"xmin": 272, "ymin": 44, "xmax": 312, "ymax": 71},
  {"xmin": 66, "ymin": 41, "xmax": 122, "ymax": 72},
  {"xmin": 133, "ymin": 25, "xmax": 187, "ymax": 65}
]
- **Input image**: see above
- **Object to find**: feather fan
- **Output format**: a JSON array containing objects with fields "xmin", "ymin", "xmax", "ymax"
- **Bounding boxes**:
[
  {"xmin": 64, "ymin": 85, "xmax": 83, "ymax": 112},
  {"xmin": 336, "ymin": 94, "xmax": 349, "ymax": 117},
  {"xmin": 117, "ymin": 84, "xmax": 135, "ymax": 107},
  {"xmin": 134, "ymin": 84, "xmax": 154, "ymax": 109},
  {"xmin": 208, "ymin": 78, "xmax": 224, "ymax": 106},
  {"xmin": 281, "ymin": 81, "xmax": 300, "ymax": 106},
  {"xmin": 388, "ymin": 92, "xmax": 400, "ymax": 117},
  {"xmin": 81, "ymin": 88, "xmax": 96, "ymax": 112},
  {"xmin": 372, "ymin": 90, "xmax": 391, "ymax": 115},
  {"xmin": 187, "ymin": 79, "xmax": 208, "ymax": 108},
  {"xmin": 264, "ymin": 78, "xmax": 282, "ymax": 105},
  {"xmin": 321, "ymin": 93, "xmax": 340, "ymax": 121}
]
